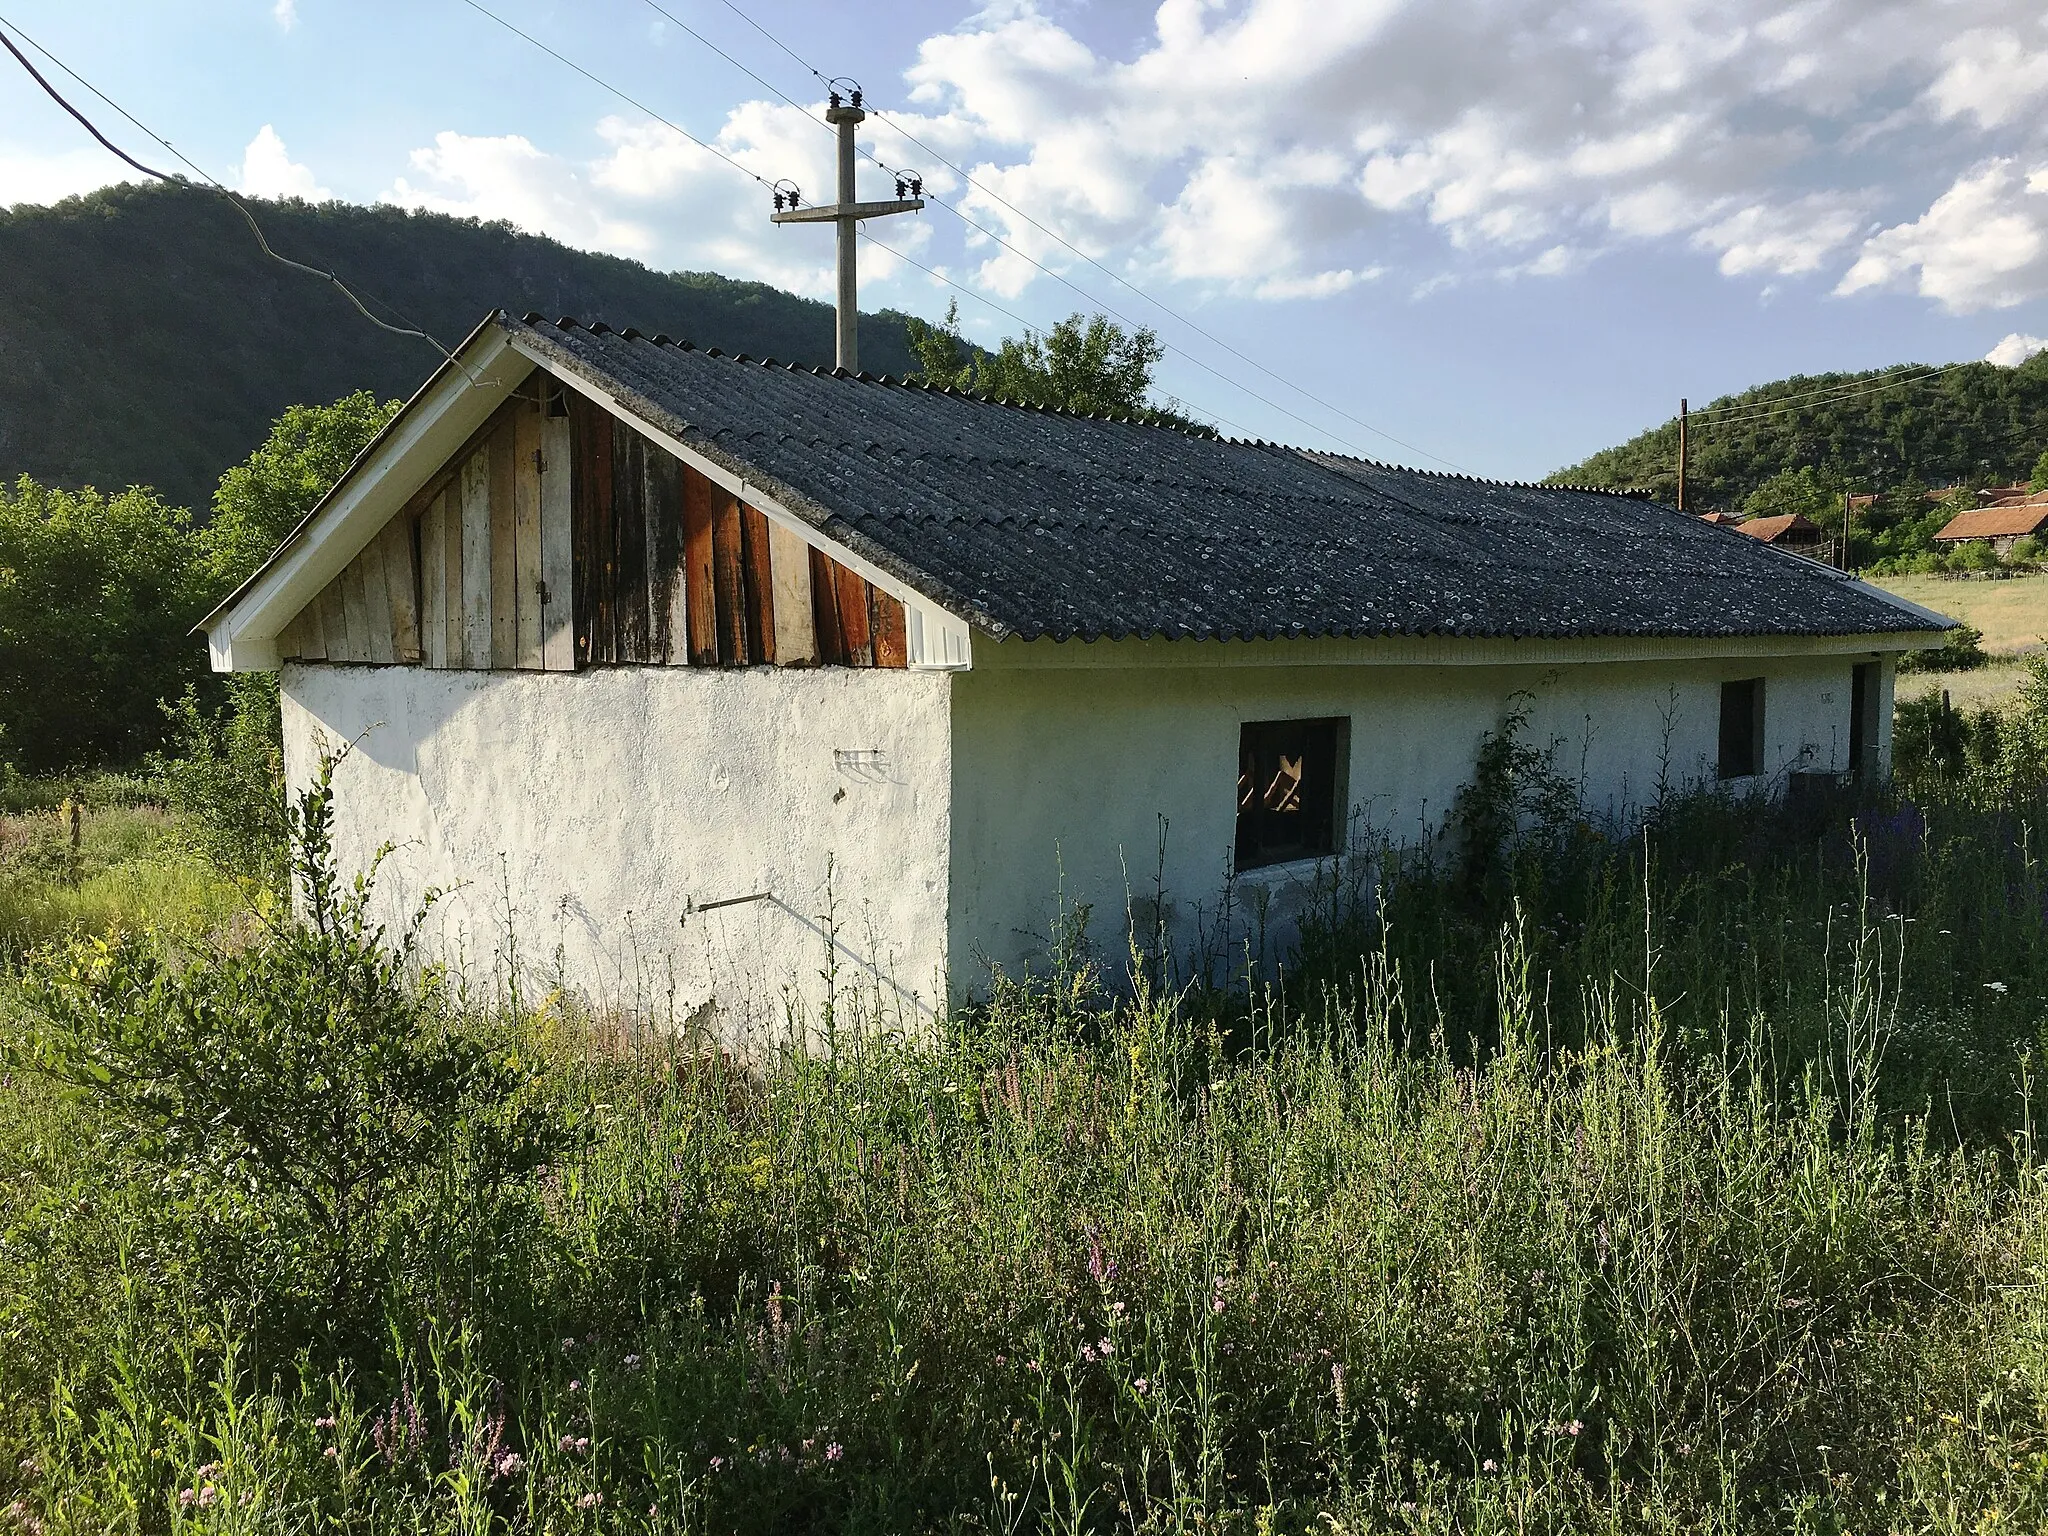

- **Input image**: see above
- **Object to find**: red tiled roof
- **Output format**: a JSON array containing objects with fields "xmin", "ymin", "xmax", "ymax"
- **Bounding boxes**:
[
  {"xmin": 1698, "ymin": 511, "xmax": 1742, "ymax": 524},
  {"xmin": 1739, "ymin": 513, "xmax": 1823, "ymax": 543},
  {"xmin": 1934, "ymin": 505, "xmax": 2048, "ymax": 541}
]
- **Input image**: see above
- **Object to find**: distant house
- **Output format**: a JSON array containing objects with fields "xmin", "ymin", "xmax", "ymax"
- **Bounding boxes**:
[
  {"xmin": 1737, "ymin": 513, "xmax": 1826, "ymax": 552},
  {"xmin": 200, "ymin": 311, "xmax": 1951, "ymax": 1033},
  {"xmin": 1934, "ymin": 497, "xmax": 2048, "ymax": 555},
  {"xmin": 1697, "ymin": 511, "xmax": 1743, "ymax": 526}
]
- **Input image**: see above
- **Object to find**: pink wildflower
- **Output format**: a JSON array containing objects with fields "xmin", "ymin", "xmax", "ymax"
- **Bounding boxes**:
[
  {"xmin": 825, "ymin": 1443, "xmax": 843, "ymax": 1463},
  {"xmin": 177, "ymin": 1491, "xmax": 195, "ymax": 1509}
]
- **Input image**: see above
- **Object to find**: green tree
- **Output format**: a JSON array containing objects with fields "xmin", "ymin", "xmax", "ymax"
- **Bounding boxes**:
[
  {"xmin": 203, "ymin": 390, "xmax": 399, "ymax": 593},
  {"xmin": 1741, "ymin": 466, "xmax": 1842, "ymax": 524},
  {"xmin": 906, "ymin": 301, "xmax": 1201, "ymax": 428},
  {"xmin": 0, "ymin": 477, "xmax": 208, "ymax": 771},
  {"xmin": 2031, "ymin": 447, "xmax": 2048, "ymax": 492}
]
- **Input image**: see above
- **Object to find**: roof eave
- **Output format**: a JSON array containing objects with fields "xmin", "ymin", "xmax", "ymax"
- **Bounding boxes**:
[{"xmin": 201, "ymin": 314, "xmax": 535, "ymax": 671}]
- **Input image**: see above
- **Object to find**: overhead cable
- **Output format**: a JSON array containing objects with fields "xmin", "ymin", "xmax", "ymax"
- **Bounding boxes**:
[
  {"xmin": 694, "ymin": 0, "xmax": 1465, "ymax": 470},
  {"xmin": 0, "ymin": 12, "xmax": 464, "ymax": 366}
]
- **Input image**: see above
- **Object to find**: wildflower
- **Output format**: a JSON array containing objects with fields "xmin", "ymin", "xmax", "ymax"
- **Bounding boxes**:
[
  {"xmin": 577, "ymin": 1491, "xmax": 604, "ymax": 1509},
  {"xmin": 178, "ymin": 1491, "xmax": 196, "ymax": 1509},
  {"xmin": 1133, "ymin": 1378, "xmax": 1149, "ymax": 1396},
  {"xmin": 560, "ymin": 1436, "xmax": 577, "ymax": 1452},
  {"xmin": 562, "ymin": 1337, "xmax": 578, "ymax": 1354},
  {"xmin": 313, "ymin": 1416, "xmax": 336, "ymax": 1431},
  {"xmin": 1987, "ymin": 981, "xmax": 2010, "ymax": 994},
  {"xmin": 238, "ymin": 1493, "xmax": 254, "ymax": 1508},
  {"xmin": 648, "ymin": 1505, "xmax": 659, "ymax": 1519},
  {"xmin": 196, "ymin": 1464, "xmax": 222, "ymax": 1479},
  {"xmin": 1568, "ymin": 1420, "xmax": 1583, "ymax": 1437},
  {"xmin": 1483, "ymin": 1459, "xmax": 1498, "ymax": 1473},
  {"xmin": 323, "ymin": 1448, "xmax": 339, "ymax": 1461},
  {"xmin": 577, "ymin": 1438, "xmax": 590, "ymax": 1453},
  {"xmin": 623, "ymin": 1354, "xmax": 642, "ymax": 1370},
  {"xmin": 1098, "ymin": 1337, "xmax": 1114, "ymax": 1357},
  {"xmin": 494, "ymin": 1452, "xmax": 526, "ymax": 1479},
  {"xmin": 1110, "ymin": 1300, "xmax": 1126, "ymax": 1317},
  {"xmin": 1079, "ymin": 1343, "xmax": 1097, "ymax": 1363},
  {"xmin": 1211, "ymin": 1298, "xmax": 1225, "ymax": 1315},
  {"xmin": 825, "ymin": 1443, "xmax": 844, "ymax": 1462},
  {"xmin": 994, "ymin": 1354, "xmax": 1007, "ymax": 1367},
  {"xmin": 197, "ymin": 1487, "xmax": 219, "ymax": 1508},
  {"xmin": 568, "ymin": 1379, "xmax": 582, "ymax": 1393}
]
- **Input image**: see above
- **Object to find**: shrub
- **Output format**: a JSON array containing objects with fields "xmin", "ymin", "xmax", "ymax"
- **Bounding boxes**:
[
  {"xmin": 5, "ymin": 754, "xmax": 574, "ymax": 1351},
  {"xmin": 1898, "ymin": 620, "xmax": 1989, "ymax": 672}
]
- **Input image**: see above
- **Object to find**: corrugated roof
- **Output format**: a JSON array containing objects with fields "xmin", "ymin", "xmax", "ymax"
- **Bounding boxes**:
[
  {"xmin": 506, "ymin": 312, "xmax": 1944, "ymax": 644},
  {"xmin": 1935, "ymin": 505, "xmax": 2048, "ymax": 541},
  {"xmin": 1738, "ymin": 513, "xmax": 1822, "ymax": 543}
]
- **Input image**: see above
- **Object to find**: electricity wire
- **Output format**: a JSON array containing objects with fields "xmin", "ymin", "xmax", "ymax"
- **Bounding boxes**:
[
  {"xmin": 1689, "ymin": 363, "xmax": 1974, "ymax": 430},
  {"xmin": 694, "ymin": 0, "xmax": 1465, "ymax": 470},
  {"xmin": 857, "ymin": 227, "xmax": 1249, "ymax": 438},
  {"xmin": 471, "ymin": 0, "xmax": 1420, "ymax": 463},
  {"xmin": 0, "ymin": 12, "xmax": 465, "ymax": 366}
]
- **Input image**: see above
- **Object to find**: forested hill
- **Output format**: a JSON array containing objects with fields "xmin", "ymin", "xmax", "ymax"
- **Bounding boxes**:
[
  {"xmin": 1548, "ymin": 352, "xmax": 2048, "ymax": 508},
  {"xmin": 0, "ymin": 182, "xmax": 919, "ymax": 512}
]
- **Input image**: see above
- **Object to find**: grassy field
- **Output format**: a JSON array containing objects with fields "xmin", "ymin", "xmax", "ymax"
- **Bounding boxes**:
[
  {"xmin": 1, "ymin": 760, "xmax": 2046, "ymax": 1533},
  {"xmin": 1872, "ymin": 571, "xmax": 2048, "ymax": 653},
  {"xmin": 1895, "ymin": 656, "xmax": 2034, "ymax": 710}
]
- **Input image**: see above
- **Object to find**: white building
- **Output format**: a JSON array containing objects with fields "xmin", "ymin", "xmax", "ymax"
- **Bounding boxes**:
[{"xmin": 204, "ymin": 312, "xmax": 1951, "ymax": 1036}]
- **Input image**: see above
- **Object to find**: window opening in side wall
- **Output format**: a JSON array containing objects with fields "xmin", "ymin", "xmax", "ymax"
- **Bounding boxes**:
[
  {"xmin": 1235, "ymin": 717, "xmax": 1347, "ymax": 871},
  {"xmin": 1848, "ymin": 662, "xmax": 1875, "ymax": 775},
  {"xmin": 1718, "ymin": 678, "xmax": 1765, "ymax": 780}
]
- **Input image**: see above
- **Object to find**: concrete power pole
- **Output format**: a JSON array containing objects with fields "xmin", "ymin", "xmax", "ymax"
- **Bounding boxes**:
[
  {"xmin": 770, "ymin": 88, "xmax": 923, "ymax": 373},
  {"xmin": 1676, "ymin": 398, "xmax": 1688, "ymax": 513}
]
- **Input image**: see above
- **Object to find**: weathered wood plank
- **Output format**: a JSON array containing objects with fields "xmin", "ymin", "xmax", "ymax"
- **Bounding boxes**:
[
  {"xmin": 835, "ymin": 561, "xmax": 874, "ymax": 667},
  {"xmin": 539, "ymin": 415, "xmax": 576, "ymax": 670},
  {"xmin": 489, "ymin": 421, "xmax": 518, "ymax": 669},
  {"xmin": 767, "ymin": 519, "xmax": 817, "ymax": 665},
  {"xmin": 357, "ymin": 535, "xmax": 395, "ymax": 665},
  {"xmin": 342, "ymin": 551, "xmax": 374, "ymax": 666},
  {"xmin": 291, "ymin": 598, "xmax": 327, "ymax": 662},
  {"xmin": 514, "ymin": 403, "xmax": 544, "ymax": 670},
  {"xmin": 421, "ymin": 490, "xmax": 448, "ymax": 668},
  {"xmin": 681, "ymin": 464, "xmax": 718, "ymax": 665},
  {"xmin": 740, "ymin": 505, "xmax": 777, "ymax": 665},
  {"xmin": 577, "ymin": 396, "xmax": 617, "ymax": 665},
  {"xmin": 870, "ymin": 587, "xmax": 908, "ymax": 669},
  {"xmin": 319, "ymin": 578, "xmax": 350, "ymax": 663},
  {"xmin": 382, "ymin": 517, "xmax": 421, "ymax": 663},
  {"xmin": 460, "ymin": 445, "xmax": 493, "ymax": 668},
  {"xmin": 612, "ymin": 418, "xmax": 651, "ymax": 663},
  {"xmin": 809, "ymin": 547, "xmax": 847, "ymax": 666},
  {"xmin": 645, "ymin": 445, "xmax": 685, "ymax": 664},
  {"xmin": 710, "ymin": 487, "xmax": 747, "ymax": 665}
]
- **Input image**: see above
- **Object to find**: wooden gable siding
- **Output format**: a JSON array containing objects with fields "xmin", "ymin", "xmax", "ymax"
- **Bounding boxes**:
[
  {"xmin": 277, "ymin": 378, "xmax": 908, "ymax": 672},
  {"xmin": 564, "ymin": 392, "xmax": 907, "ymax": 671}
]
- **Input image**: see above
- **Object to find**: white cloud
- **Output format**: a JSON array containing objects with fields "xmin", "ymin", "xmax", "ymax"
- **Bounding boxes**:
[
  {"xmin": 1838, "ymin": 160, "xmax": 2048, "ymax": 312},
  {"xmin": 381, "ymin": 106, "xmax": 932, "ymax": 301},
  {"xmin": 883, "ymin": 0, "xmax": 2048, "ymax": 306},
  {"xmin": 0, "ymin": 143, "xmax": 141, "ymax": 208},
  {"xmin": 236, "ymin": 125, "xmax": 330, "ymax": 201},
  {"xmin": 1986, "ymin": 332, "xmax": 2048, "ymax": 366},
  {"xmin": 272, "ymin": 0, "xmax": 297, "ymax": 31}
]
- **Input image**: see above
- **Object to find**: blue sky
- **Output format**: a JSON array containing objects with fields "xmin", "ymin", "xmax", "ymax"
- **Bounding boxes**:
[{"xmin": 3, "ymin": 0, "xmax": 2047, "ymax": 479}]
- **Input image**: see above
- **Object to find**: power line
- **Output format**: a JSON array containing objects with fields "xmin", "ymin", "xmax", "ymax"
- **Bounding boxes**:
[
  {"xmin": 856, "ymin": 227, "xmax": 1248, "ymax": 438},
  {"xmin": 467, "ymin": 1, "xmax": 1428, "ymax": 465},
  {"xmin": 694, "ymin": 0, "xmax": 1464, "ymax": 470},
  {"xmin": 456, "ymin": 0, "xmax": 777, "ymax": 193},
  {"xmin": 1691, "ymin": 363, "xmax": 1971, "ymax": 429},
  {"xmin": 0, "ymin": 12, "xmax": 462, "ymax": 364}
]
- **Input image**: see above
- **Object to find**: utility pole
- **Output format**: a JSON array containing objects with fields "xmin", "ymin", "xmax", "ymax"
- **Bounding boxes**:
[
  {"xmin": 1676, "ymin": 398, "xmax": 1688, "ymax": 513},
  {"xmin": 770, "ymin": 86, "xmax": 923, "ymax": 373},
  {"xmin": 1842, "ymin": 490, "xmax": 1854, "ymax": 570}
]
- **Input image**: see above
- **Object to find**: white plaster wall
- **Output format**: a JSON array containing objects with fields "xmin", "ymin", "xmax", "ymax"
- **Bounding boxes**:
[
  {"xmin": 280, "ymin": 664, "xmax": 953, "ymax": 1044},
  {"xmin": 946, "ymin": 643, "xmax": 1901, "ymax": 994}
]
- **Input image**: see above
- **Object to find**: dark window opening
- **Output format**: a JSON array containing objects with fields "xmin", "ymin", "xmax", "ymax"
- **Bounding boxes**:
[
  {"xmin": 1848, "ymin": 662, "xmax": 1875, "ymax": 775},
  {"xmin": 1718, "ymin": 678, "xmax": 1765, "ymax": 780},
  {"xmin": 1235, "ymin": 717, "xmax": 1346, "ymax": 870}
]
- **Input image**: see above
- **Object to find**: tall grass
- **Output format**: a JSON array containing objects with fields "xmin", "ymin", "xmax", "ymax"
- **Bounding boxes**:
[{"xmin": 0, "ymin": 764, "xmax": 2045, "ymax": 1532}]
